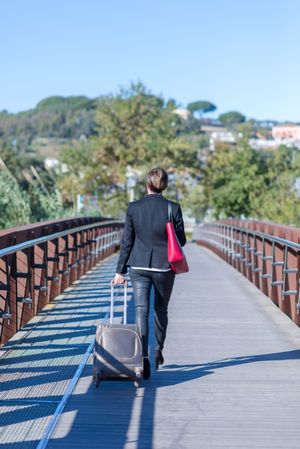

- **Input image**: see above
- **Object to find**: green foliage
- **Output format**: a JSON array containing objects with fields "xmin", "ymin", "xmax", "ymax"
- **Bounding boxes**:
[
  {"xmin": 187, "ymin": 100, "xmax": 217, "ymax": 116},
  {"xmin": 218, "ymin": 111, "xmax": 246, "ymax": 126},
  {"xmin": 252, "ymin": 173, "xmax": 300, "ymax": 226},
  {"xmin": 0, "ymin": 161, "xmax": 31, "ymax": 228},
  {"xmin": 58, "ymin": 83, "xmax": 200, "ymax": 214},
  {"xmin": 251, "ymin": 146, "xmax": 300, "ymax": 225},
  {"xmin": 58, "ymin": 139, "xmax": 96, "ymax": 204},
  {"xmin": 28, "ymin": 181, "xmax": 64, "ymax": 222},
  {"xmin": 0, "ymin": 140, "xmax": 66, "ymax": 226},
  {"xmin": 0, "ymin": 96, "xmax": 97, "ymax": 152},
  {"xmin": 204, "ymin": 141, "xmax": 265, "ymax": 218},
  {"xmin": 180, "ymin": 183, "xmax": 208, "ymax": 222},
  {"xmin": 36, "ymin": 96, "xmax": 97, "ymax": 112},
  {"xmin": 0, "ymin": 140, "xmax": 45, "ymax": 185},
  {"xmin": 201, "ymin": 141, "xmax": 300, "ymax": 226},
  {"xmin": 2, "ymin": 84, "xmax": 300, "ymax": 229},
  {"xmin": 175, "ymin": 116, "xmax": 202, "ymax": 135}
]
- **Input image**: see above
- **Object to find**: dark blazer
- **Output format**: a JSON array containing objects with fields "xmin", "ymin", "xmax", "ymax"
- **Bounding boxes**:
[{"xmin": 116, "ymin": 193, "xmax": 186, "ymax": 274}]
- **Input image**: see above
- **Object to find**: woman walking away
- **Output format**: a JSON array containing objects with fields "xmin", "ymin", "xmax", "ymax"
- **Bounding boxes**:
[{"xmin": 114, "ymin": 167, "xmax": 186, "ymax": 380}]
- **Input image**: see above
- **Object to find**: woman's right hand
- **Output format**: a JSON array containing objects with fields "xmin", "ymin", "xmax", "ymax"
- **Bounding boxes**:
[{"xmin": 114, "ymin": 273, "xmax": 125, "ymax": 285}]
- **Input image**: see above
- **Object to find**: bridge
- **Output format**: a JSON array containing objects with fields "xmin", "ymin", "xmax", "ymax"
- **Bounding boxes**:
[{"xmin": 0, "ymin": 217, "xmax": 300, "ymax": 448}]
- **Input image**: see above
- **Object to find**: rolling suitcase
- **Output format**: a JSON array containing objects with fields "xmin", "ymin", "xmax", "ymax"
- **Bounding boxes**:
[{"xmin": 93, "ymin": 280, "xmax": 143, "ymax": 387}]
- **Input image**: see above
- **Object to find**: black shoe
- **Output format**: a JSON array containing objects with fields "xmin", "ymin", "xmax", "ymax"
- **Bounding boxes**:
[
  {"xmin": 154, "ymin": 350, "xmax": 164, "ymax": 369},
  {"xmin": 143, "ymin": 357, "xmax": 151, "ymax": 379}
]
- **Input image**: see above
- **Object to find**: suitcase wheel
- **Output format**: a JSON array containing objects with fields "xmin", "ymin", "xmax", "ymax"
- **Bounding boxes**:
[
  {"xmin": 134, "ymin": 369, "xmax": 142, "ymax": 388},
  {"xmin": 94, "ymin": 370, "xmax": 102, "ymax": 388}
]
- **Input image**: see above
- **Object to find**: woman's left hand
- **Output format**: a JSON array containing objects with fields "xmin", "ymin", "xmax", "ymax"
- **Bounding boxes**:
[{"xmin": 114, "ymin": 273, "xmax": 125, "ymax": 284}]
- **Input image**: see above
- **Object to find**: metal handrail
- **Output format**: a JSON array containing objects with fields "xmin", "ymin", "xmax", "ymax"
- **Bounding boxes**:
[
  {"xmin": 0, "ymin": 219, "xmax": 122, "ymax": 258},
  {"xmin": 197, "ymin": 221, "xmax": 300, "ymax": 327},
  {"xmin": 202, "ymin": 226, "xmax": 300, "ymax": 252},
  {"xmin": 0, "ymin": 217, "xmax": 124, "ymax": 344}
]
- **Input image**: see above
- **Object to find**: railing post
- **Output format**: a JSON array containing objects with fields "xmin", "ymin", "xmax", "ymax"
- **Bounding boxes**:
[
  {"xmin": 1, "ymin": 251, "xmax": 17, "ymax": 342},
  {"xmin": 196, "ymin": 219, "xmax": 300, "ymax": 328},
  {"xmin": 49, "ymin": 225, "xmax": 60, "ymax": 302},
  {"xmin": 0, "ymin": 218, "xmax": 123, "ymax": 344},
  {"xmin": 69, "ymin": 220, "xmax": 78, "ymax": 284}
]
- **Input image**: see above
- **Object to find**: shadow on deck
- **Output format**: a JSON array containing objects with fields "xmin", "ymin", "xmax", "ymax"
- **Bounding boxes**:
[{"xmin": 1, "ymin": 244, "xmax": 300, "ymax": 449}]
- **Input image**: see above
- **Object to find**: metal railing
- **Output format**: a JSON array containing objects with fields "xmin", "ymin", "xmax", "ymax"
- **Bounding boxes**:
[
  {"xmin": 0, "ymin": 218, "xmax": 124, "ymax": 345},
  {"xmin": 197, "ymin": 220, "xmax": 300, "ymax": 327}
]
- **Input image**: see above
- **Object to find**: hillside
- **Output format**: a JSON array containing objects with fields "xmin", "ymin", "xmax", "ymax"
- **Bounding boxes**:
[{"xmin": 0, "ymin": 95, "xmax": 98, "ymax": 156}]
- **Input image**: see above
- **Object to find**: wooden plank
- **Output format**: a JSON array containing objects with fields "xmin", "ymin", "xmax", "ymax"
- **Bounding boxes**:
[
  {"xmin": 47, "ymin": 243, "xmax": 300, "ymax": 448},
  {"xmin": 0, "ymin": 255, "xmax": 119, "ymax": 448}
]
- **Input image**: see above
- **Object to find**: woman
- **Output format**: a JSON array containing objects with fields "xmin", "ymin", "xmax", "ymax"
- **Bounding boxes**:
[{"xmin": 114, "ymin": 167, "xmax": 186, "ymax": 379}]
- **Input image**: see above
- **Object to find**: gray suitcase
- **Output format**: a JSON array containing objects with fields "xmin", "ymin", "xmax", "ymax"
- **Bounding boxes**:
[{"xmin": 93, "ymin": 280, "xmax": 143, "ymax": 387}]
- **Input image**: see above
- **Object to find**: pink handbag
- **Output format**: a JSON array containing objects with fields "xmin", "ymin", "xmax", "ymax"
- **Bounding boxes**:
[{"xmin": 166, "ymin": 202, "xmax": 189, "ymax": 274}]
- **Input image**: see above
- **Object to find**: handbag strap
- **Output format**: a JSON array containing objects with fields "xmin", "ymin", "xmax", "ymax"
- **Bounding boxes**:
[{"xmin": 168, "ymin": 201, "xmax": 173, "ymax": 223}]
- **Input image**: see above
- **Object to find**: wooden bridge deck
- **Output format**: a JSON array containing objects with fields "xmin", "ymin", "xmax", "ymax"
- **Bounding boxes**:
[{"xmin": 1, "ymin": 243, "xmax": 300, "ymax": 448}]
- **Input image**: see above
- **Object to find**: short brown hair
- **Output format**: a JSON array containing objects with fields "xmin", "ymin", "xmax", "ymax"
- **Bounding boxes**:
[{"xmin": 146, "ymin": 167, "xmax": 168, "ymax": 193}]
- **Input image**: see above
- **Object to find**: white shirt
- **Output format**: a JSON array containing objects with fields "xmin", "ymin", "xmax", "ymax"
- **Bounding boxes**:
[{"xmin": 130, "ymin": 266, "xmax": 172, "ymax": 272}]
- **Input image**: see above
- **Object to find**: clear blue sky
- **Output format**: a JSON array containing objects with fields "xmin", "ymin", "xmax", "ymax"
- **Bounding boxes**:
[{"xmin": 0, "ymin": 0, "xmax": 299, "ymax": 121}]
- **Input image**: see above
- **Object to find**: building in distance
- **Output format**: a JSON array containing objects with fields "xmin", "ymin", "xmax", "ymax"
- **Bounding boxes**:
[
  {"xmin": 272, "ymin": 124, "xmax": 300, "ymax": 142},
  {"xmin": 209, "ymin": 131, "xmax": 237, "ymax": 151},
  {"xmin": 172, "ymin": 108, "xmax": 192, "ymax": 120}
]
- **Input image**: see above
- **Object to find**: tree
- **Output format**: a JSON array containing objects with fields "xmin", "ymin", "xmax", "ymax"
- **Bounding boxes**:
[
  {"xmin": 252, "ymin": 172, "xmax": 300, "ymax": 226},
  {"xmin": 202, "ymin": 140, "xmax": 300, "ymax": 226},
  {"xmin": 59, "ymin": 83, "xmax": 200, "ymax": 214},
  {"xmin": 28, "ymin": 180, "xmax": 64, "ymax": 222},
  {"xmin": 0, "ymin": 95, "xmax": 98, "ymax": 153},
  {"xmin": 0, "ymin": 159, "xmax": 31, "ymax": 228},
  {"xmin": 0, "ymin": 140, "xmax": 67, "ymax": 226},
  {"xmin": 58, "ymin": 139, "xmax": 95, "ymax": 207},
  {"xmin": 252, "ymin": 145, "xmax": 300, "ymax": 226},
  {"xmin": 36, "ymin": 96, "xmax": 97, "ymax": 112},
  {"xmin": 204, "ymin": 141, "xmax": 265, "ymax": 218},
  {"xmin": 187, "ymin": 101, "xmax": 217, "ymax": 117},
  {"xmin": 180, "ymin": 183, "xmax": 209, "ymax": 222},
  {"xmin": 218, "ymin": 111, "xmax": 246, "ymax": 126}
]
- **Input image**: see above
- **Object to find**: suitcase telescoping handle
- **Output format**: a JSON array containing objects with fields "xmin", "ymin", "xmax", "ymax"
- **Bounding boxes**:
[{"xmin": 110, "ymin": 280, "xmax": 128, "ymax": 325}]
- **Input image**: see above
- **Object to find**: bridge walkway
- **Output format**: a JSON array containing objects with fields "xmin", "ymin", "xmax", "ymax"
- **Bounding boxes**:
[{"xmin": 1, "ymin": 243, "xmax": 300, "ymax": 448}]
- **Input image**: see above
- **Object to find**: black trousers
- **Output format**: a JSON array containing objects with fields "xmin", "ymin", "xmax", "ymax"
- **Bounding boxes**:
[{"xmin": 129, "ymin": 267, "xmax": 175, "ymax": 357}]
